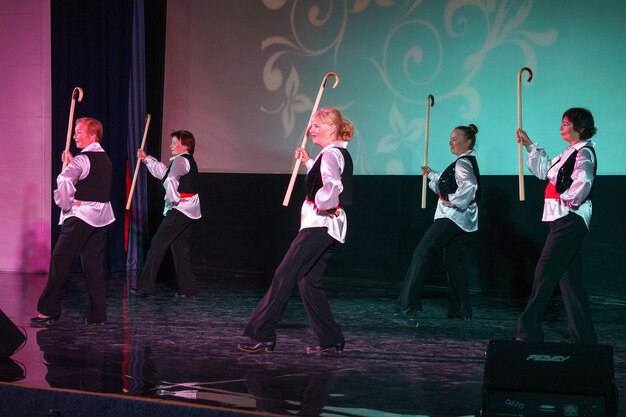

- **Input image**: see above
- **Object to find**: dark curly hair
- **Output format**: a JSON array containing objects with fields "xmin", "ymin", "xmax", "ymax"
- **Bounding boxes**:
[{"xmin": 562, "ymin": 108, "xmax": 597, "ymax": 140}]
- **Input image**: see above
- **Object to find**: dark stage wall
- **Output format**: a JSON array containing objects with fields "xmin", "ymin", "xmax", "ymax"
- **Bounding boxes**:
[{"xmin": 187, "ymin": 174, "xmax": 626, "ymax": 301}]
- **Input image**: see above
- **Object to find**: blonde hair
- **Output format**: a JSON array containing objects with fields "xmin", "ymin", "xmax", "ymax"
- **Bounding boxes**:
[{"xmin": 313, "ymin": 107, "xmax": 354, "ymax": 142}]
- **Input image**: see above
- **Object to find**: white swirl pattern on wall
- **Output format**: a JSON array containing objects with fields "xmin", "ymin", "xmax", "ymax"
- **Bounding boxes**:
[{"xmin": 261, "ymin": 0, "xmax": 555, "ymax": 174}]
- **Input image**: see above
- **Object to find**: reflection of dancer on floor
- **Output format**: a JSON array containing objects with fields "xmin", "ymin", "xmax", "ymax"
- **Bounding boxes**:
[
  {"xmin": 397, "ymin": 124, "xmax": 480, "ymax": 320},
  {"xmin": 131, "ymin": 130, "xmax": 201, "ymax": 298},
  {"xmin": 31, "ymin": 117, "xmax": 114, "ymax": 327},
  {"xmin": 238, "ymin": 107, "xmax": 354, "ymax": 355},
  {"xmin": 514, "ymin": 107, "xmax": 598, "ymax": 344},
  {"xmin": 244, "ymin": 367, "xmax": 336, "ymax": 415}
]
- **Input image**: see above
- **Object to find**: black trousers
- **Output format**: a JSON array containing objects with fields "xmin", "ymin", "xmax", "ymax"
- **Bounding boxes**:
[
  {"xmin": 244, "ymin": 227, "xmax": 344, "ymax": 345},
  {"xmin": 398, "ymin": 218, "xmax": 472, "ymax": 316},
  {"xmin": 136, "ymin": 209, "xmax": 197, "ymax": 296},
  {"xmin": 37, "ymin": 217, "xmax": 108, "ymax": 322},
  {"xmin": 515, "ymin": 213, "xmax": 597, "ymax": 343}
]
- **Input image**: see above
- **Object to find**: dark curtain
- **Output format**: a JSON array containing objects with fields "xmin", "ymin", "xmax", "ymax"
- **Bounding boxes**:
[
  {"xmin": 125, "ymin": 0, "xmax": 168, "ymax": 272},
  {"xmin": 141, "ymin": 0, "xmax": 168, "ymax": 268},
  {"xmin": 125, "ymin": 0, "xmax": 149, "ymax": 271},
  {"xmin": 50, "ymin": 0, "xmax": 166, "ymax": 272}
]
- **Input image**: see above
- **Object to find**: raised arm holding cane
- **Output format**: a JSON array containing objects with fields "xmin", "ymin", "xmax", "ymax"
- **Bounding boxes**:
[
  {"xmin": 62, "ymin": 87, "xmax": 84, "ymax": 170},
  {"xmin": 421, "ymin": 94, "xmax": 435, "ymax": 209},
  {"xmin": 282, "ymin": 72, "xmax": 339, "ymax": 206},
  {"xmin": 125, "ymin": 114, "xmax": 152, "ymax": 210},
  {"xmin": 517, "ymin": 66, "xmax": 533, "ymax": 201}
]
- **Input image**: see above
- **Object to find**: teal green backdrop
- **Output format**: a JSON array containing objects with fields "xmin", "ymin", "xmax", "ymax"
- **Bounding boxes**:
[{"xmin": 162, "ymin": 0, "xmax": 625, "ymax": 175}]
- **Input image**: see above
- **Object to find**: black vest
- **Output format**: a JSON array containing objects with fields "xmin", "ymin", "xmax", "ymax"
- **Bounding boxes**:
[
  {"xmin": 437, "ymin": 155, "xmax": 480, "ymax": 202},
  {"xmin": 164, "ymin": 154, "xmax": 199, "ymax": 194},
  {"xmin": 554, "ymin": 145, "xmax": 597, "ymax": 198},
  {"xmin": 74, "ymin": 152, "xmax": 112, "ymax": 202},
  {"xmin": 305, "ymin": 147, "xmax": 353, "ymax": 206}
]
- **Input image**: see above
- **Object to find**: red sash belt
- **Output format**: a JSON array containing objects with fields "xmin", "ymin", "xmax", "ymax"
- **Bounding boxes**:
[
  {"xmin": 544, "ymin": 182, "xmax": 560, "ymax": 199},
  {"xmin": 180, "ymin": 192, "xmax": 196, "ymax": 199},
  {"xmin": 438, "ymin": 194, "xmax": 476, "ymax": 205},
  {"xmin": 305, "ymin": 196, "xmax": 341, "ymax": 210}
]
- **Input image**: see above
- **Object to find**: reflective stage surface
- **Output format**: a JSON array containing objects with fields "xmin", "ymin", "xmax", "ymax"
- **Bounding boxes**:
[{"xmin": 1, "ymin": 271, "xmax": 625, "ymax": 416}]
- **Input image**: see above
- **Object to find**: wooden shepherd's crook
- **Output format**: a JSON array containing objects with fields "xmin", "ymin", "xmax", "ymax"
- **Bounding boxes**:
[
  {"xmin": 282, "ymin": 72, "xmax": 339, "ymax": 207},
  {"xmin": 421, "ymin": 94, "xmax": 435, "ymax": 209},
  {"xmin": 517, "ymin": 66, "xmax": 533, "ymax": 201},
  {"xmin": 125, "ymin": 114, "xmax": 152, "ymax": 210},
  {"xmin": 63, "ymin": 87, "xmax": 84, "ymax": 170}
]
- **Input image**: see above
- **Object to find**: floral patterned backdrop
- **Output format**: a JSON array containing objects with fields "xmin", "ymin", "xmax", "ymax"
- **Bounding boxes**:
[{"xmin": 163, "ymin": 0, "xmax": 624, "ymax": 175}]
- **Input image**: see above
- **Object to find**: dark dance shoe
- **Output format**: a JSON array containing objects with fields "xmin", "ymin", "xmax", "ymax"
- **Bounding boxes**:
[
  {"xmin": 394, "ymin": 306, "xmax": 422, "ymax": 317},
  {"xmin": 447, "ymin": 311, "xmax": 472, "ymax": 320},
  {"xmin": 237, "ymin": 340, "xmax": 276, "ymax": 353},
  {"xmin": 560, "ymin": 337, "xmax": 598, "ymax": 344},
  {"xmin": 513, "ymin": 335, "xmax": 544, "ymax": 343},
  {"xmin": 30, "ymin": 316, "xmax": 58, "ymax": 328},
  {"xmin": 305, "ymin": 343, "xmax": 345, "ymax": 355},
  {"xmin": 130, "ymin": 288, "xmax": 153, "ymax": 297},
  {"xmin": 85, "ymin": 319, "xmax": 106, "ymax": 326},
  {"xmin": 175, "ymin": 292, "xmax": 195, "ymax": 299}
]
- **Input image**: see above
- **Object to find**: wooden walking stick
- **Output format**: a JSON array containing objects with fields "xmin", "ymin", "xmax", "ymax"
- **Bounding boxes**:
[
  {"xmin": 62, "ymin": 87, "xmax": 84, "ymax": 170},
  {"xmin": 282, "ymin": 72, "xmax": 339, "ymax": 206},
  {"xmin": 421, "ymin": 94, "xmax": 435, "ymax": 209},
  {"xmin": 517, "ymin": 66, "xmax": 533, "ymax": 201},
  {"xmin": 125, "ymin": 114, "xmax": 152, "ymax": 210}
]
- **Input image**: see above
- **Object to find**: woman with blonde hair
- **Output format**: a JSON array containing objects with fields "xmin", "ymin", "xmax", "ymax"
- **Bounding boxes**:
[{"xmin": 238, "ymin": 107, "xmax": 354, "ymax": 355}]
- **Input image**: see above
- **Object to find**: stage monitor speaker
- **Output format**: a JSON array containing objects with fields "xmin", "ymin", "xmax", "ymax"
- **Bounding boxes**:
[
  {"xmin": 0, "ymin": 309, "xmax": 26, "ymax": 359},
  {"xmin": 482, "ymin": 339, "xmax": 617, "ymax": 417}
]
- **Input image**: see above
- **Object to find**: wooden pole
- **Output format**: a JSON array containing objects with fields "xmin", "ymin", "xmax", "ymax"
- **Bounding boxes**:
[
  {"xmin": 421, "ymin": 94, "xmax": 435, "ymax": 209},
  {"xmin": 125, "ymin": 114, "xmax": 152, "ymax": 210},
  {"xmin": 517, "ymin": 67, "xmax": 533, "ymax": 201}
]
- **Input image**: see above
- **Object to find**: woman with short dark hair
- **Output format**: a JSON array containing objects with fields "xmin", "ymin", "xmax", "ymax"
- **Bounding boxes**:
[
  {"xmin": 131, "ymin": 130, "xmax": 201, "ymax": 297},
  {"xmin": 514, "ymin": 107, "xmax": 598, "ymax": 343}
]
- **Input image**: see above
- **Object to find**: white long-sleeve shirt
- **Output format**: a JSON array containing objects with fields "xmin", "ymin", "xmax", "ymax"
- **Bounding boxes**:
[
  {"xmin": 426, "ymin": 150, "xmax": 479, "ymax": 232},
  {"xmin": 300, "ymin": 142, "xmax": 349, "ymax": 243},
  {"xmin": 142, "ymin": 152, "xmax": 202, "ymax": 219},
  {"xmin": 526, "ymin": 140, "xmax": 595, "ymax": 229},
  {"xmin": 54, "ymin": 142, "xmax": 115, "ymax": 227}
]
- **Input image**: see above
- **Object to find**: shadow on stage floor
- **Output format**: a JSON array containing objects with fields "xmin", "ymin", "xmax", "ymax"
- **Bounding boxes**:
[{"xmin": 1, "ymin": 271, "xmax": 624, "ymax": 417}]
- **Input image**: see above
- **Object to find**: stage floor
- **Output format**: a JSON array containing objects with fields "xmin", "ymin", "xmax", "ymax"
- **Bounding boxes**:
[{"xmin": 1, "ymin": 270, "xmax": 625, "ymax": 417}]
